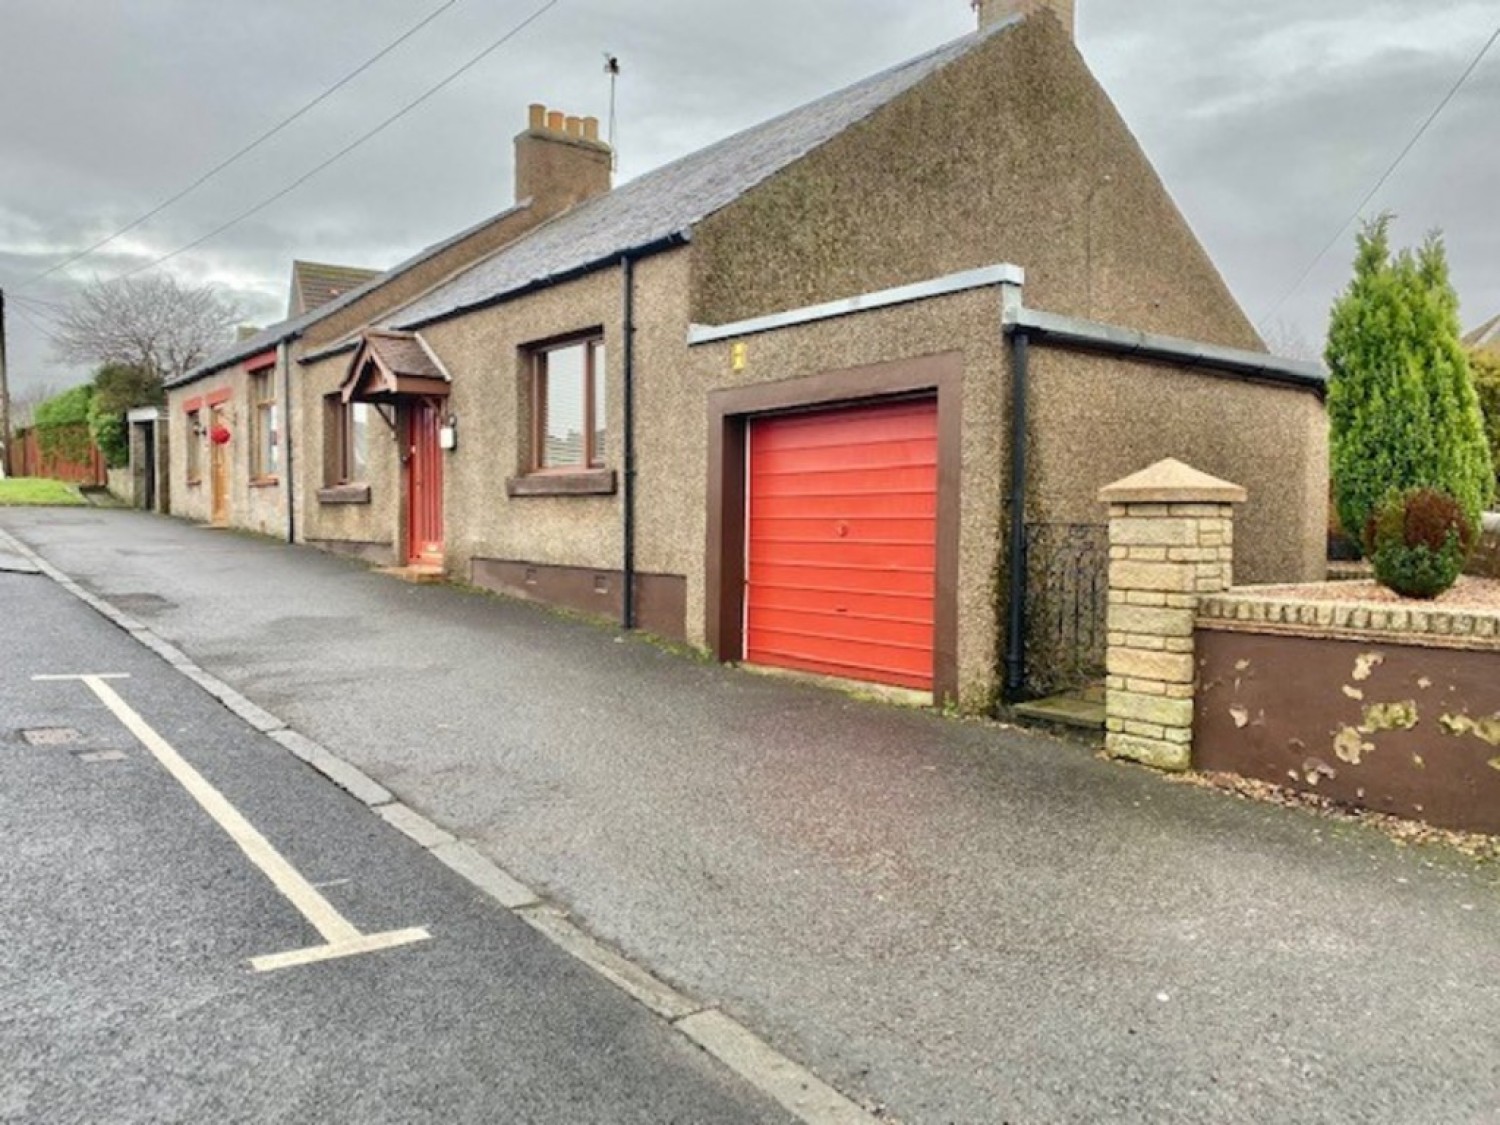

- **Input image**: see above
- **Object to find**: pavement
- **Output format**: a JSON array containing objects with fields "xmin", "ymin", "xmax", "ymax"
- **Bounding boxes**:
[{"xmin": 4, "ymin": 507, "xmax": 1499, "ymax": 1124}]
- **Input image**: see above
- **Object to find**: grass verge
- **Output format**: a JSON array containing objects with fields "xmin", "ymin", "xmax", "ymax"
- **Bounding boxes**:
[{"xmin": 0, "ymin": 478, "xmax": 87, "ymax": 506}]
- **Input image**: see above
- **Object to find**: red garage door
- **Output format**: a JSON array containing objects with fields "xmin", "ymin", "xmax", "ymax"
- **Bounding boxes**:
[{"xmin": 746, "ymin": 398, "xmax": 937, "ymax": 691}]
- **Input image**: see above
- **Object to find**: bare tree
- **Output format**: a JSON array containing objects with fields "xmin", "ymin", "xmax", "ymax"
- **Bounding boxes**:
[
  {"xmin": 9, "ymin": 379, "xmax": 65, "ymax": 430},
  {"xmin": 51, "ymin": 274, "xmax": 242, "ymax": 386}
]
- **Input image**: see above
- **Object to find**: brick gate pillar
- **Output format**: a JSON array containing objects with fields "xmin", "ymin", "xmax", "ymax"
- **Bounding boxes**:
[{"xmin": 1098, "ymin": 459, "xmax": 1246, "ymax": 771}]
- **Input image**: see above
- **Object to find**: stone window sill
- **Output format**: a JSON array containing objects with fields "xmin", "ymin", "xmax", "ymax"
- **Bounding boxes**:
[
  {"xmin": 506, "ymin": 469, "xmax": 617, "ymax": 498},
  {"xmin": 318, "ymin": 483, "xmax": 372, "ymax": 505},
  {"xmin": 250, "ymin": 476, "xmax": 280, "ymax": 489}
]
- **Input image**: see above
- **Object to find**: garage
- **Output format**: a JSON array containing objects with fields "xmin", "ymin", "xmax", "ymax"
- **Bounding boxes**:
[{"xmin": 745, "ymin": 397, "xmax": 938, "ymax": 691}]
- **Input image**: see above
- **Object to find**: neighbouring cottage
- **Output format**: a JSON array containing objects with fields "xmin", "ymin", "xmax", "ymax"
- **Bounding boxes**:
[
  {"xmin": 172, "ymin": 1, "xmax": 1329, "ymax": 711},
  {"xmin": 163, "ymin": 121, "xmax": 611, "ymax": 537},
  {"xmin": 288, "ymin": 261, "xmax": 381, "ymax": 319}
]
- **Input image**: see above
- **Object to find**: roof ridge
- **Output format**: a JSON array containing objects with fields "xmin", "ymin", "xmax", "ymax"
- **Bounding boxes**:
[
  {"xmin": 387, "ymin": 18, "xmax": 1021, "ymax": 330},
  {"xmin": 624, "ymin": 20, "xmax": 1004, "ymax": 195}
]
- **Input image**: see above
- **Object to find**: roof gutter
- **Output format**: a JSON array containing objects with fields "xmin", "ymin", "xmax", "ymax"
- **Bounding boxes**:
[
  {"xmin": 298, "ymin": 338, "xmax": 361, "ymax": 366},
  {"xmin": 1002, "ymin": 308, "xmax": 1327, "ymax": 395}
]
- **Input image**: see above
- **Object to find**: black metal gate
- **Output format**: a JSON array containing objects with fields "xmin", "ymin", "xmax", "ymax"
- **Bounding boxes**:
[{"xmin": 1022, "ymin": 523, "xmax": 1108, "ymax": 698}]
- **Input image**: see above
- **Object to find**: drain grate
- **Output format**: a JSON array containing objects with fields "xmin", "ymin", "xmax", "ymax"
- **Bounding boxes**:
[{"xmin": 20, "ymin": 727, "xmax": 82, "ymax": 746}]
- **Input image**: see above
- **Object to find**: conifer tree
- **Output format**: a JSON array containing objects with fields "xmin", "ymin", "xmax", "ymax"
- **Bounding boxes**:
[{"xmin": 1326, "ymin": 217, "xmax": 1493, "ymax": 541}]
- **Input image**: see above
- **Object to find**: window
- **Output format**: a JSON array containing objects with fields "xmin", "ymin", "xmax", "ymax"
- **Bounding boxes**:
[
  {"xmin": 533, "ymin": 338, "xmax": 605, "ymax": 471},
  {"xmin": 347, "ymin": 402, "xmax": 370, "ymax": 482},
  {"xmin": 251, "ymin": 368, "xmax": 279, "ymax": 479},
  {"xmin": 324, "ymin": 396, "xmax": 370, "ymax": 485},
  {"xmin": 186, "ymin": 410, "xmax": 202, "ymax": 483}
]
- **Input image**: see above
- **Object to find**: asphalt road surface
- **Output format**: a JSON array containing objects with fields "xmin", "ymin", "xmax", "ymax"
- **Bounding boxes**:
[{"xmin": 0, "ymin": 568, "xmax": 793, "ymax": 1124}]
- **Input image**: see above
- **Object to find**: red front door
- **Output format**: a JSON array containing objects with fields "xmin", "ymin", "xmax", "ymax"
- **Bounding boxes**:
[{"xmin": 406, "ymin": 400, "xmax": 444, "ymax": 566}]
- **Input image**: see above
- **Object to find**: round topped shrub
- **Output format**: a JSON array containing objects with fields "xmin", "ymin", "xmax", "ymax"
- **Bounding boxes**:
[{"xmin": 1363, "ymin": 488, "xmax": 1474, "ymax": 599}]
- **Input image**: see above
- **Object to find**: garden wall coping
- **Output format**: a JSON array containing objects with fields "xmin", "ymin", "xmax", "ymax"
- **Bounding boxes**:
[{"xmin": 1198, "ymin": 587, "xmax": 1500, "ymax": 653}]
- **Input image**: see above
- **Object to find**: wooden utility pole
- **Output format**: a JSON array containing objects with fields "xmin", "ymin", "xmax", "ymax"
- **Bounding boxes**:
[{"xmin": 0, "ymin": 288, "xmax": 10, "ymax": 479}]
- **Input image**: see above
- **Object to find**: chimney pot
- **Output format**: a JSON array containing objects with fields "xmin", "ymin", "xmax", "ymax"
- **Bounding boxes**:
[{"xmin": 514, "ymin": 104, "xmax": 613, "ymax": 215}]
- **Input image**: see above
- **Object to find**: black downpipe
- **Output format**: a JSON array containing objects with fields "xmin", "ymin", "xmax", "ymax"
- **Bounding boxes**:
[
  {"xmin": 621, "ymin": 253, "xmax": 637, "ymax": 630},
  {"xmin": 1003, "ymin": 329, "xmax": 1029, "ymax": 701},
  {"xmin": 282, "ymin": 342, "xmax": 296, "ymax": 545}
]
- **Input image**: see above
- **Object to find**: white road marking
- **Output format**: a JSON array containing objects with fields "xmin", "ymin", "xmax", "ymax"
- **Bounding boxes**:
[
  {"xmin": 37, "ymin": 674, "xmax": 430, "ymax": 972},
  {"xmin": 249, "ymin": 927, "xmax": 432, "ymax": 973}
]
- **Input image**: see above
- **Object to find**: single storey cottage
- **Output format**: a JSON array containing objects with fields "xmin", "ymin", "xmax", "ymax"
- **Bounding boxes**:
[{"xmin": 170, "ymin": 0, "xmax": 1328, "ymax": 711}]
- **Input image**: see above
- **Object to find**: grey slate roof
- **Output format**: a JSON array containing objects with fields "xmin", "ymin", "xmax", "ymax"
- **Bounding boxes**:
[
  {"xmin": 387, "ymin": 18, "xmax": 1018, "ymax": 331},
  {"xmin": 169, "ymin": 202, "xmax": 531, "ymax": 388}
]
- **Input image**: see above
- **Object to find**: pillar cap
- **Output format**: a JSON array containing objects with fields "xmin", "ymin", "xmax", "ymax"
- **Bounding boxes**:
[{"xmin": 1099, "ymin": 459, "xmax": 1247, "ymax": 505}]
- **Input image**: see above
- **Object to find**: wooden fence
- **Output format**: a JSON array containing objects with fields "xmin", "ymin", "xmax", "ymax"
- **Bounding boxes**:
[{"xmin": 6, "ymin": 425, "xmax": 107, "ymax": 486}]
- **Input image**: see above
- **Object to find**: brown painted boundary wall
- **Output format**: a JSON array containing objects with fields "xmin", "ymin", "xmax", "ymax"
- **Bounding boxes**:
[
  {"xmin": 7, "ymin": 426, "xmax": 107, "ymax": 485},
  {"xmin": 1195, "ymin": 623, "xmax": 1500, "ymax": 835}
]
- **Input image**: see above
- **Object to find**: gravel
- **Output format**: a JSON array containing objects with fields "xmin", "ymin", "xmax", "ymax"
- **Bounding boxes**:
[{"xmin": 1243, "ymin": 575, "xmax": 1500, "ymax": 608}]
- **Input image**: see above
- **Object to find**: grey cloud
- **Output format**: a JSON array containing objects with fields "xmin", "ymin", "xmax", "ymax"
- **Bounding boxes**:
[{"xmin": 1, "ymin": 0, "xmax": 1495, "ymax": 396}]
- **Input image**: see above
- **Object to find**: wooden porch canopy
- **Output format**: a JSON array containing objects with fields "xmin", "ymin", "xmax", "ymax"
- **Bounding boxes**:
[{"xmin": 340, "ymin": 331, "xmax": 450, "ymax": 404}]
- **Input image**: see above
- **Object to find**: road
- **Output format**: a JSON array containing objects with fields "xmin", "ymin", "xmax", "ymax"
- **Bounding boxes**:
[
  {"xmin": 4, "ymin": 508, "xmax": 1500, "ymax": 1125},
  {"xmin": 0, "ymin": 566, "xmax": 794, "ymax": 1124}
]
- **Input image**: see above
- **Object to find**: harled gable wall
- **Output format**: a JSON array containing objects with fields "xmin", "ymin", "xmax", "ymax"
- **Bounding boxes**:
[{"xmin": 691, "ymin": 17, "xmax": 1259, "ymax": 349}]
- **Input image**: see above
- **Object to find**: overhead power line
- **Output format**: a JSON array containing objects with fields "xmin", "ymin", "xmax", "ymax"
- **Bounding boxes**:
[
  {"xmin": 1258, "ymin": 20, "xmax": 1500, "ymax": 329},
  {"xmin": 10, "ymin": 302, "xmax": 59, "ymax": 345},
  {"xmin": 19, "ymin": 0, "xmax": 463, "ymax": 291},
  {"xmin": 8, "ymin": 293, "xmax": 66, "ymax": 320},
  {"xmin": 112, "ymin": 0, "xmax": 562, "ymax": 284}
]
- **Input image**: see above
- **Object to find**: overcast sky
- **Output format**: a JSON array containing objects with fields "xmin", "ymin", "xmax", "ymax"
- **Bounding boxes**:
[{"xmin": 2, "ymin": 0, "xmax": 1496, "ymax": 398}]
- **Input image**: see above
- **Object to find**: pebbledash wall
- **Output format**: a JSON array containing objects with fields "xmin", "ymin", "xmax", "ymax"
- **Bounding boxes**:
[
  {"xmin": 168, "ymin": 349, "xmax": 291, "ymax": 537},
  {"xmin": 1102, "ymin": 461, "xmax": 1500, "ymax": 836}
]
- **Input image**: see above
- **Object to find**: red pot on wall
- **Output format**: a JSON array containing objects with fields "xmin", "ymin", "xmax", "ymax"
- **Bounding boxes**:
[{"xmin": 209, "ymin": 425, "xmax": 232, "ymax": 445}]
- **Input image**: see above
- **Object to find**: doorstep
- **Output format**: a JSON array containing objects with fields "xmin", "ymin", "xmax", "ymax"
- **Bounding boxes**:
[
  {"xmin": 1013, "ymin": 689, "xmax": 1106, "ymax": 731},
  {"xmin": 374, "ymin": 564, "xmax": 446, "ymax": 585}
]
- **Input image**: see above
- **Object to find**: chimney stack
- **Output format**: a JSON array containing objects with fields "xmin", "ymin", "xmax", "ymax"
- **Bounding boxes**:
[
  {"xmin": 975, "ymin": 0, "xmax": 1075, "ymax": 37},
  {"xmin": 514, "ymin": 102, "xmax": 613, "ymax": 216}
]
